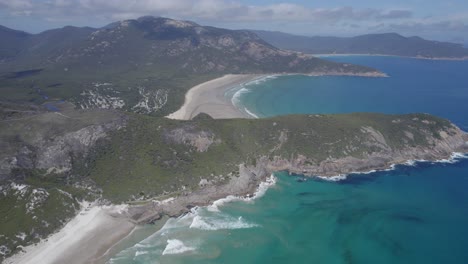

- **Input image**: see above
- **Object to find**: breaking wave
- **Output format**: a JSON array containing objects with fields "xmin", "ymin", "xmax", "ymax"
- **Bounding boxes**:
[
  {"xmin": 162, "ymin": 239, "xmax": 195, "ymax": 255},
  {"xmin": 316, "ymin": 152, "xmax": 468, "ymax": 182},
  {"xmin": 208, "ymin": 174, "xmax": 276, "ymax": 212},
  {"xmin": 189, "ymin": 215, "xmax": 258, "ymax": 230},
  {"xmin": 230, "ymin": 75, "xmax": 278, "ymax": 118}
]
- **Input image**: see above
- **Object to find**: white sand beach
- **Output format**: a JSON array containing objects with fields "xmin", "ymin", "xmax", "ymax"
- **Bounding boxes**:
[
  {"xmin": 5, "ymin": 203, "xmax": 135, "ymax": 264},
  {"xmin": 167, "ymin": 74, "xmax": 264, "ymax": 120}
]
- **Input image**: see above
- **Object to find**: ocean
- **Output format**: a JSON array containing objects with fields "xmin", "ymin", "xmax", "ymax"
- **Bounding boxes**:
[{"xmin": 109, "ymin": 56, "xmax": 468, "ymax": 264}]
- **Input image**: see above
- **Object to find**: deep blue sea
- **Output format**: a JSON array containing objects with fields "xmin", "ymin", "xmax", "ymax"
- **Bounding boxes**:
[{"xmin": 109, "ymin": 56, "xmax": 468, "ymax": 264}]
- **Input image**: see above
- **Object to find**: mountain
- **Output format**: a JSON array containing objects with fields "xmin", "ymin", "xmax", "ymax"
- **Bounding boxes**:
[
  {"xmin": 252, "ymin": 31, "xmax": 468, "ymax": 59},
  {"xmin": 0, "ymin": 17, "xmax": 381, "ymax": 116},
  {"xmin": 0, "ymin": 25, "xmax": 30, "ymax": 60}
]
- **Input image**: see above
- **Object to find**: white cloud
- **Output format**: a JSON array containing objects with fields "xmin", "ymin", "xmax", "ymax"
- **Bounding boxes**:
[
  {"xmin": 0, "ymin": 0, "xmax": 413, "ymax": 23},
  {"xmin": 0, "ymin": 0, "xmax": 33, "ymax": 9},
  {"xmin": 3, "ymin": 0, "xmax": 466, "ymax": 41}
]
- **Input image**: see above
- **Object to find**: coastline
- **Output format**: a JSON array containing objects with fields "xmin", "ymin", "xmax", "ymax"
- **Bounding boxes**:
[
  {"xmin": 166, "ymin": 74, "xmax": 265, "ymax": 120},
  {"xmin": 6, "ymin": 152, "xmax": 467, "ymax": 264},
  {"xmin": 314, "ymin": 53, "xmax": 468, "ymax": 61},
  {"xmin": 5, "ymin": 203, "xmax": 135, "ymax": 264},
  {"xmin": 166, "ymin": 71, "xmax": 387, "ymax": 121}
]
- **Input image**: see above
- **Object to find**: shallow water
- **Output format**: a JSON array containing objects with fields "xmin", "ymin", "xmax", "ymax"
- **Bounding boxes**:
[{"xmin": 109, "ymin": 56, "xmax": 468, "ymax": 264}]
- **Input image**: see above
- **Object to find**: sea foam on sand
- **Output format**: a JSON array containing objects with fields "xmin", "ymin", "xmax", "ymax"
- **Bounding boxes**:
[{"xmin": 230, "ymin": 75, "xmax": 278, "ymax": 118}]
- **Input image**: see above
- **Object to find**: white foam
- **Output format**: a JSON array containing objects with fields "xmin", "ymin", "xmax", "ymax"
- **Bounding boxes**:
[
  {"xmin": 230, "ymin": 75, "xmax": 278, "ymax": 118},
  {"xmin": 316, "ymin": 174, "xmax": 348, "ymax": 182},
  {"xmin": 189, "ymin": 215, "xmax": 258, "ymax": 230},
  {"xmin": 244, "ymin": 75, "xmax": 279, "ymax": 86},
  {"xmin": 244, "ymin": 107, "xmax": 259, "ymax": 118},
  {"xmin": 315, "ymin": 152, "xmax": 468, "ymax": 182},
  {"xmin": 231, "ymin": 85, "xmax": 250, "ymax": 107},
  {"xmin": 134, "ymin": 250, "xmax": 148, "ymax": 257},
  {"xmin": 162, "ymin": 239, "xmax": 194, "ymax": 255},
  {"xmin": 208, "ymin": 174, "xmax": 276, "ymax": 212},
  {"xmin": 252, "ymin": 174, "xmax": 277, "ymax": 199},
  {"xmin": 433, "ymin": 152, "xmax": 468, "ymax": 164}
]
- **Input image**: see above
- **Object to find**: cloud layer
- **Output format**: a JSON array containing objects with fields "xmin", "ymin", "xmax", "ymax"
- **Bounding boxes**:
[
  {"xmin": 0, "ymin": 0, "xmax": 467, "ymax": 42},
  {"xmin": 0, "ymin": 0, "xmax": 412, "ymax": 22}
]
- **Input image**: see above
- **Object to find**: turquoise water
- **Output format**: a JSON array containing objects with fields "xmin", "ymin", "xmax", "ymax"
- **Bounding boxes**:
[
  {"xmin": 236, "ymin": 56, "xmax": 468, "ymax": 130},
  {"xmin": 110, "ymin": 56, "xmax": 468, "ymax": 263}
]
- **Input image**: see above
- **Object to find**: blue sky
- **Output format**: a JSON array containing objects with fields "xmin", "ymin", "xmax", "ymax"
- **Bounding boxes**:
[{"xmin": 1, "ymin": 0, "xmax": 467, "ymax": 43}]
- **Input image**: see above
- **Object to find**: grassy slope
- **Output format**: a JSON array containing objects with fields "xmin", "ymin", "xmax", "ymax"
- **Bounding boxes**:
[
  {"xmin": 0, "ymin": 18, "xmax": 379, "ymax": 117},
  {"xmin": 0, "ymin": 110, "xmax": 455, "ymax": 259},
  {"xmin": 86, "ymin": 113, "xmax": 452, "ymax": 202}
]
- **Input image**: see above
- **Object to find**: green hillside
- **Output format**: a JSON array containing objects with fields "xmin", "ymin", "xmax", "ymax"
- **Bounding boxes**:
[{"xmin": 0, "ymin": 17, "xmax": 381, "ymax": 117}]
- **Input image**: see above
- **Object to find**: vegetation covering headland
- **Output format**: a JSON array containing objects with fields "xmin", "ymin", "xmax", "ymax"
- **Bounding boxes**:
[{"xmin": 1, "ymin": 101, "xmax": 467, "ymax": 260}]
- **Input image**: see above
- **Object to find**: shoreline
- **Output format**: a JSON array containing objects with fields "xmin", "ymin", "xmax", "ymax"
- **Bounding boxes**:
[
  {"xmin": 166, "ymin": 71, "xmax": 387, "ymax": 120},
  {"xmin": 5, "ymin": 203, "xmax": 135, "ymax": 264},
  {"xmin": 166, "ymin": 74, "xmax": 265, "ymax": 120},
  {"xmin": 102, "ymin": 151, "xmax": 468, "ymax": 262},
  {"xmin": 5, "ymin": 151, "xmax": 467, "ymax": 264},
  {"xmin": 313, "ymin": 53, "xmax": 468, "ymax": 61}
]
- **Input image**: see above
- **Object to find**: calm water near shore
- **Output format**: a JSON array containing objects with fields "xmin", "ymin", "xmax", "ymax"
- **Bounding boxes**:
[
  {"xmin": 237, "ymin": 56, "xmax": 468, "ymax": 130},
  {"xmin": 109, "ymin": 56, "xmax": 468, "ymax": 264}
]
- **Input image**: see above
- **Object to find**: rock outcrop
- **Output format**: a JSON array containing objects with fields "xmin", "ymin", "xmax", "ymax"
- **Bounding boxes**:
[{"xmin": 127, "ymin": 117, "xmax": 468, "ymax": 224}]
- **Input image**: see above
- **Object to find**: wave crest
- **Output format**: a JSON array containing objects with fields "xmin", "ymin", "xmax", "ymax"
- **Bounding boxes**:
[
  {"xmin": 189, "ymin": 215, "xmax": 258, "ymax": 230},
  {"xmin": 162, "ymin": 239, "xmax": 195, "ymax": 255}
]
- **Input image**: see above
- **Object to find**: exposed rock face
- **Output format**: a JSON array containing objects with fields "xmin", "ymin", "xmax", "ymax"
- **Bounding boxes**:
[
  {"xmin": 34, "ymin": 122, "xmax": 121, "ymax": 173},
  {"xmin": 129, "ymin": 122, "xmax": 468, "ymax": 224},
  {"xmin": 129, "ymin": 162, "xmax": 269, "ymax": 224},
  {"xmin": 0, "ymin": 112, "xmax": 126, "ymax": 180},
  {"xmin": 264, "ymin": 125, "xmax": 467, "ymax": 177},
  {"xmin": 163, "ymin": 125, "xmax": 221, "ymax": 152}
]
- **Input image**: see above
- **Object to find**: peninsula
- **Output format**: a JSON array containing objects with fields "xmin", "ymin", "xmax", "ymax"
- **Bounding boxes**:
[{"xmin": 252, "ymin": 31, "xmax": 468, "ymax": 60}]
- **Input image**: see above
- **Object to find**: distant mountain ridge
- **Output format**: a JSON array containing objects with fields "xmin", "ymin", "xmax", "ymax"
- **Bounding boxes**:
[
  {"xmin": 252, "ymin": 30, "xmax": 468, "ymax": 59},
  {"xmin": 0, "ymin": 25, "xmax": 31, "ymax": 59},
  {"xmin": 0, "ymin": 16, "xmax": 381, "ymax": 116}
]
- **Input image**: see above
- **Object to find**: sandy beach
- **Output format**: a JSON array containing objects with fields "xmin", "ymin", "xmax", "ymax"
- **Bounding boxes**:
[
  {"xmin": 5, "ymin": 203, "xmax": 135, "ymax": 264},
  {"xmin": 167, "ymin": 74, "xmax": 265, "ymax": 120}
]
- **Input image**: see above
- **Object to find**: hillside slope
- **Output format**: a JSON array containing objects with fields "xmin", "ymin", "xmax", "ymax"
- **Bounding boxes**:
[
  {"xmin": 0, "ymin": 26, "xmax": 30, "ymax": 60},
  {"xmin": 0, "ymin": 17, "xmax": 382, "ymax": 116}
]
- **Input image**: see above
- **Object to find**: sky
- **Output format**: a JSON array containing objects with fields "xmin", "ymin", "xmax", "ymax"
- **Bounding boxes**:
[{"xmin": 1, "ymin": 0, "xmax": 468, "ymax": 43}]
